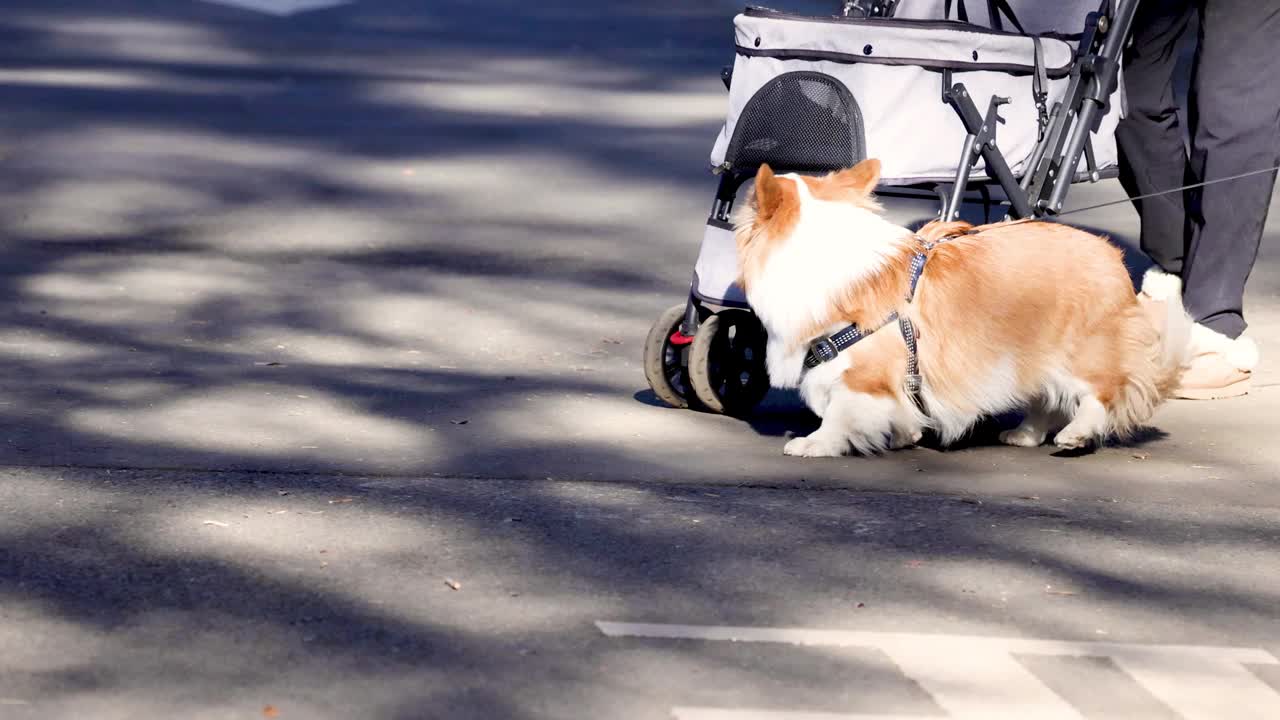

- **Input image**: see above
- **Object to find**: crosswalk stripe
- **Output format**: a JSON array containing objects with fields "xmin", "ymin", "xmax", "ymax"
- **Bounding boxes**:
[{"xmin": 598, "ymin": 621, "xmax": 1280, "ymax": 719}]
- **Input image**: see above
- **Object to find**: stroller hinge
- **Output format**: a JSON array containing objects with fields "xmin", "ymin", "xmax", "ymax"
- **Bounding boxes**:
[{"xmin": 941, "ymin": 70, "xmax": 1033, "ymax": 220}]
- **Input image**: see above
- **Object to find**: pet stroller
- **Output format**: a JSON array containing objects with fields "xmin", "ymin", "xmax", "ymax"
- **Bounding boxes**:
[{"xmin": 643, "ymin": 0, "xmax": 1139, "ymax": 415}]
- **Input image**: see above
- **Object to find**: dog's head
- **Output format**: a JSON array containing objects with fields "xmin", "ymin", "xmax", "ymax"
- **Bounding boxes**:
[{"xmin": 734, "ymin": 159, "xmax": 882, "ymax": 294}]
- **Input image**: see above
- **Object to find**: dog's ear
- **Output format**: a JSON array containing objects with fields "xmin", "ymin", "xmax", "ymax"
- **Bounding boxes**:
[
  {"xmin": 753, "ymin": 164, "xmax": 784, "ymax": 221},
  {"xmin": 829, "ymin": 158, "xmax": 881, "ymax": 198}
]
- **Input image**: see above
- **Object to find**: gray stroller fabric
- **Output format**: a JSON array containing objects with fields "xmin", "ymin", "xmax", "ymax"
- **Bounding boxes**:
[
  {"xmin": 693, "ymin": 4, "xmax": 1127, "ymax": 306},
  {"xmin": 708, "ymin": 9, "xmax": 1122, "ymax": 184},
  {"xmin": 891, "ymin": 0, "xmax": 1100, "ymax": 36},
  {"xmin": 693, "ymin": 222, "xmax": 750, "ymax": 308}
]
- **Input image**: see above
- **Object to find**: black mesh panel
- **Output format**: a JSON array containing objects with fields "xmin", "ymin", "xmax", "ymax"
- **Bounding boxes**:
[{"xmin": 725, "ymin": 71, "xmax": 866, "ymax": 173}]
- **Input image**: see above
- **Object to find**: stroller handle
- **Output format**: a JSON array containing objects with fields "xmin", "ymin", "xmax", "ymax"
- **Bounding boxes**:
[{"xmin": 841, "ymin": 1, "xmax": 897, "ymax": 18}]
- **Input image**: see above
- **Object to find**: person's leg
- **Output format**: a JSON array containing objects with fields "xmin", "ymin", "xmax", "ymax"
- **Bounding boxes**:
[
  {"xmin": 1181, "ymin": 0, "xmax": 1280, "ymax": 339},
  {"xmin": 1114, "ymin": 0, "xmax": 1196, "ymax": 274}
]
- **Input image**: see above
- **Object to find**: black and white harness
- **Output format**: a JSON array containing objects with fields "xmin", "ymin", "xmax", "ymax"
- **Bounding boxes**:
[{"xmin": 801, "ymin": 234, "xmax": 949, "ymax": 406}]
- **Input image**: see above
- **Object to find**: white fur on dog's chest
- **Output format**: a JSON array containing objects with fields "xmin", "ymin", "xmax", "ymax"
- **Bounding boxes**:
[
  {"xmin": 798, "ymin": 356, "xmax": 852, "ymax": 418},
  {"xmin": 746, "ymin": 176, "xmax": 913, "ymax": 388},
  {"xmin": 762, "ymin": 322, "xmax": 858, "ymax": 418},
  {"xmin": 764, "ymin": 322, "xmax": 854, "ymax": 389}
]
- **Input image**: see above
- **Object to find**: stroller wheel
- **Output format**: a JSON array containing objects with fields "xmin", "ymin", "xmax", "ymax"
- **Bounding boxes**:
[
  {"xmin": 689, "ymin": 309, "xmax": 770, "ymax": 417},
  {"xmin": 643, "ymin": 303, "xmax": 696, "ymax": 409}
]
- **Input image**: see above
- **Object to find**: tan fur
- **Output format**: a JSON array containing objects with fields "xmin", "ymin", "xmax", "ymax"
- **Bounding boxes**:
[
  {"xmin": 739, "ymin": 161, "xmax": 1190, "ymax": 452},
  {"xmin": 841, "ymin": 328, "xmax": 907, "ymax": 398},
  {"xmin": 800, "ymin": 159, "xmax": 883, "ymax": 211},
  {"xmin": 736, "ymin": 165, "xmax": 801, "ymax": 294},
  {"xmin": 882, "ymin": 218, "xmax": 1181, "ymax": 440}
]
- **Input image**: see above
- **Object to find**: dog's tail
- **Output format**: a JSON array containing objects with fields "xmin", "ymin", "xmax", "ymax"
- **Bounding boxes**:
[
  {"xmin": 1142, "ymin": 268, "xmax": 1194, "ymax": 396},
  {"xmin": 1107, "ymin": 269, "xmax": 1193, "ymax": 436}
]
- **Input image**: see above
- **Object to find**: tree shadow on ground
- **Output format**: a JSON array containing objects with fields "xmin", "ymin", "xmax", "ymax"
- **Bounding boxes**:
[{"xmin": 0, "ymin": 2, "xmax": 1277, "ymax": 717}]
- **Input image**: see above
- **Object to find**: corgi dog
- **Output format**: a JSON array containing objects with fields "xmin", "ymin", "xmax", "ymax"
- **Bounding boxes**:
[{"xmin": 734, "ymin": 159, "xmax": 1192, "ymax": 456}]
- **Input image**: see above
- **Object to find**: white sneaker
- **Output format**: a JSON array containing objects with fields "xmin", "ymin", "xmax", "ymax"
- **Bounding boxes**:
[{"xmin": 1176, "ymin": 324, "xmax": 1257, "ymax": 400}]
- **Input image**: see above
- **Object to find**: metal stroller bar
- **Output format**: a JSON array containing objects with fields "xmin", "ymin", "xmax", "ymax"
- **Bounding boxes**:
[
  {"xmin": 861, "ymin": 0, "xmax": 1141, "ymax": 220},
  {"xmin": 948, "ymin": 0, "xmax": 1138, "ymax": 219},
  {"xmin": 1039, "ymin": 0, "xmax": 1139, "ymax": 213},
  {"xmin": 940, "ymin": 71, "xmax": 1035, "ymax": 220}
]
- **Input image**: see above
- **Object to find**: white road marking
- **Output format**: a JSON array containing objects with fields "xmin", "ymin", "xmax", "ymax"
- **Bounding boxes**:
[
  {"xmin": 877, "ymin": 640, "xmax": 1083, "ymax": 719},
  {"xmin": 1106, "ymin": 648, "xmax": 1280, "ymax": 720},
  {"xmin": 673, "ymin": 710, "xmax": 927, "ymax": 720},
  {"xmin": 597, "ymin": 622, "xmax": 1280, "ymax": 720}
]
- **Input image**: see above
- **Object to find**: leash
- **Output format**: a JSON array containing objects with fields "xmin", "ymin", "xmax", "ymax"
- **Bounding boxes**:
[{"xmin": 1055, "ymin": 164, "xmax": 1280, "ymax": 218}]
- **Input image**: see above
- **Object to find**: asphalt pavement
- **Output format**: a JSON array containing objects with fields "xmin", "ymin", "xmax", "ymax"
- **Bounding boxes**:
[{"xmin": 1, "ymin": 2, "xmax": 1279, "ymax": 718}]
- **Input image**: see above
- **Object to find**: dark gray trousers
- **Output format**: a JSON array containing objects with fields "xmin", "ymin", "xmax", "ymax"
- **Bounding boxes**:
[{"xmin": 1115, "ymin": 0, "xmax": 1280, "ymax": 338}]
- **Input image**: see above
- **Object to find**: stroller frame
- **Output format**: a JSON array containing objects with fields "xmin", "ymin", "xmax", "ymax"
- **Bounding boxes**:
[{"xmin": 644, "ymin": 0, "xmax": 1141, "ymax": 416}]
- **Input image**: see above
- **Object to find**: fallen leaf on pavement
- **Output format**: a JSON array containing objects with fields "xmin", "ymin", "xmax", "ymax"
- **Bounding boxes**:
[
  {"xmin": 1132, "ymin": 453, "xmax": 1149, "ymax": 460},
  {"xmin": 444, "ymin": 579, "xmax": 461, "ymax": 591},
  {"xmin": 263, "ymin": 705, "xmax": 280, "ymax": 718},
  {"xmin": 202, "ymin": 520, "xmax": 229, "ymax": 528}
]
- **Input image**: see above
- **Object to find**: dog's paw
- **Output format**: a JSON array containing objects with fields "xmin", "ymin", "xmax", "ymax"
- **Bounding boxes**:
[
  {"xmin": 1052, "ymin": 430, "xmax": 1095, "ymax": 450},
  {"xmin": 890, "ymin": 429, "xmax": 923, "ymax": 450},
  {"xmin": 999, "ymin": 427, "xmax": 1046, "ymax": 448},
  {"xmin": 783, "ymin": 435, "xmax": 847, "ymax": 458}
]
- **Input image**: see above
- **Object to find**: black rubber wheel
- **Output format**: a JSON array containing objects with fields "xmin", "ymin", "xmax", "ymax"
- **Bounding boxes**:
[
  {"xmin": 643, "ymin": 303, "xmax": 695, "ymax": 409},
  {"xmin": 689, "ymin": 309, "xmax": 770, "ymax": 416}
]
